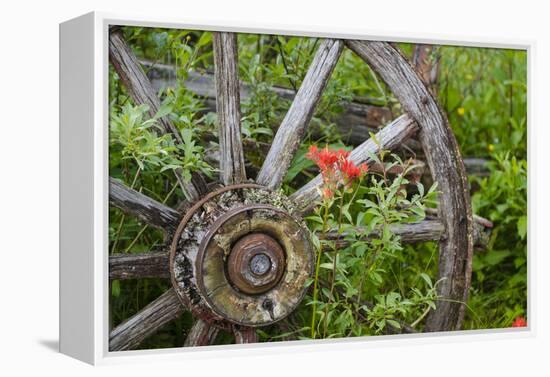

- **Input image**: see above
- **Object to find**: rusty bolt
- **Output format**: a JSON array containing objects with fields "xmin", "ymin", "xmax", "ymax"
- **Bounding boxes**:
[
  {"xmin": 250, "ymin": 253, "xmax": 271, "ymax": 276},
  {"xmin": 227, "ymin": 233, "xmax": 285, "ymax": 295}
]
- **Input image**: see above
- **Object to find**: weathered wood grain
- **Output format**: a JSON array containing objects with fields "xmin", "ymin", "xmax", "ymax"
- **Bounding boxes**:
[
  {"xmin": 109, "ymin": 251, "xmax": 170, "ymax": 280},
  {"xmin": 109, "ymin": 29, "xmax": 203, "ymax": 201},
  {"xmin": 324, "ymin": 220, "xmax": 444, "ymax": 247},
  {"xmin": 213, "ymin": 32, "xmax": 246, "ymax": 185},
  {"xmin": 109, "ymin": 288, "xmax": 184, "ymax": 351},
  {"xmin": 346, "ymin": 40, "xmax": 474, "ymax": 332},
  {"xmin": 233, "ymin": 326, "xmax": 258, "ymax": 344},
  {"xmin": 256, "ymin": 39, "xmax": 344, "ymax": 189},
  {"xmin": 324, "ymin": 219, "xmax": 489, "ymax": 250},
  {"xmin": 184, "ymin": 319, "xmax": 220, "ymax": 347},
  {"xmin": 290, "ymin": 114, "xmax": 418, "ymax": 213},
  {"xmin": 109, "ymin": 177, "xmax": 180, "ymax": 231}
]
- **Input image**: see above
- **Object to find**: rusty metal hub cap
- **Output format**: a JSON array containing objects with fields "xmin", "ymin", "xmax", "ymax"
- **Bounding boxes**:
[
  {"xmin": 169, "ymin": 184, "xmax": 314, "ymax": 329},
  {"xmin": 227, "ymin": 233, "xmax": 285, "ymax": 295}
]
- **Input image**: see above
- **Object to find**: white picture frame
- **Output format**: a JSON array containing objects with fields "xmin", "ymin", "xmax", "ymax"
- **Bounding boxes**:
[{"xmin": 59, "ymin": 11, "xmax": 533, "ymax": 365}]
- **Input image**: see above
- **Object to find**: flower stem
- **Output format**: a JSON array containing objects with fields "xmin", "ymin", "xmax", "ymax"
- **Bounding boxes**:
[{"xmin": 311, "ymin": 202, "xmax": 329, "ymax": 339}]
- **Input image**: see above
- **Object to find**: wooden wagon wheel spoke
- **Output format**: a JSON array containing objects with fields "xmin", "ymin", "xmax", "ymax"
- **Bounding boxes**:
[
  {"xmin": 323, "ymin": 219, "xmax": 488, "ymax": 250},
  {"xmin": 109, "ymin": 288, "xmax": 185, "ymax": 351},
  {"xmin": 346, "ymin": 40, "xmax": 474, "ymax": 331},
  {"xmin": 213, "ymin": 32, "xmax": 247, "ymax": 185},
  {"xmin": 290, "ymin": 114, "xmax": 418, "ymax": 214},
  {"xmin": 256, "ymin": 39, "xmax": 344, "ymax": 190},
  {"xmin": 109, "ymin": 251, "xmax": 170, "ymax": 280},
  {"xmin": 109, "ymin": 28, "xmax": 205, "ymax": 201},
  {"xmin": 183, "ymin": 319, "xmax": 220, "ymax": 347},
  {"xmin": 232, "ymin": 325, "xmax": 258, "ymax": 344},
  {"xmin": 323, "ymin": 219, "xmax": 444, "ymax": 248},
  {"xmin": 109, "ymin": 177, "xmax": 180, "ymax": 231}
]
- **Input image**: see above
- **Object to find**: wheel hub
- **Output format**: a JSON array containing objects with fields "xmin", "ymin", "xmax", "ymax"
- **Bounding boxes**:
[
  {"xmin": 169, "ymin": 184, "xmax": 314, "ymax": 329},
  {"xmin": 227, "ymin": 233, "xmax": 285, "ymax": 295}
]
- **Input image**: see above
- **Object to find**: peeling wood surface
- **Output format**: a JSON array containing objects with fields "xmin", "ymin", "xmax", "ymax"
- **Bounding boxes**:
[
  {"xmin": 109, "ymin": 29, "xmax": 201, "ymax": 201},
  {"xmin": 213, "ymin": 32, "xmax": 246, "ymax": 185},
  {"xmin": 109, "ymin": 288, "xmax": 184, "ymax": 351},
  {"xmin": 109, "ymin": 178, "xmax": 180, "ymax": 231},
  {"xmin": 347, "ymin": 40, "xmax": 474, "ymax": 332},
  {"xmin": 256, "ymin": 39, "xmax": 344, "ymax": 189},
  {"xmin": 290, "ymin": 114, "xmax": 418, "ymax": 213},
  {"xmin": 109, "ymin": 251, "xmax": 170, "ymax": 280},
  {"xmin": 184, "ymin": 319, "xmax": 220, "ymax": 347}
]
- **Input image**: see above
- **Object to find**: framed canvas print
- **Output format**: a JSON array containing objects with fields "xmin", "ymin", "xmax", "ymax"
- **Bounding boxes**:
[{"xmin": 59, "ymin": 12, "xmax": 530, "ymax": 365}]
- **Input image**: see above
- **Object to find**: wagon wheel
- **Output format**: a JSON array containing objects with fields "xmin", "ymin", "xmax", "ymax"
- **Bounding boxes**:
[{"xmin": 108, "ymin": 29, "xmax": 474, "ymax": 351}]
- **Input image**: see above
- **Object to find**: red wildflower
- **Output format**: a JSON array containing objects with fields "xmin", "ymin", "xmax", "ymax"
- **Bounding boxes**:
[
  {"xmin": 306, "ymin": 145, "xmax": 368, "ymax": 198},
  {"xmin": 512, "ymin": 316, "xmax": 527, "ymax": 327},
  {"xmin": 306, "ymin": 145, "xmax": 319, "ymax": 159},
  {"xmin": 340, "ymin": 158, "xmax": 368, "ymax": 183},
  {"xmin": 322, "ymin": 187, "xmax": 334, "ymax": 199}
]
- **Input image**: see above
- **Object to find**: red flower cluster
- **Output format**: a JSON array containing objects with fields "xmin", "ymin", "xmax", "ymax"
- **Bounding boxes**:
[
  {"xmin": 512, "ymin": 316, "xmax": 527, "ymax": 327},
  {"xmin": 306, "ymin": 145, "xmax": 368, "ymax": 198}
]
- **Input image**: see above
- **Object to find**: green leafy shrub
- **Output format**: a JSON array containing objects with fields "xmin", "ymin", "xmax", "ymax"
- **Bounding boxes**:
[{"xmin": 466, "ymin": 153, "xmax": 527, "ymax": 328}]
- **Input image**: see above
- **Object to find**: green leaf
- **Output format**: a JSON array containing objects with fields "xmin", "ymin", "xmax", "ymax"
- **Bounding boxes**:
[
  {"xmin": 387, "ymin": 319, "xmax": 401, "ymax": 329},
  {"xmin": 417, "ymin": 182, "xmax": 425, "ymax": 197},
  {"xmin": 111, "ymin": 280, "xmax": 120, "ymax": 297},
  {"xmin": 285, "ymin": 147, "xmax": 315, "ymax": 183},
  {"xmin": 517, "ymin": 215, "xmax": 527, "ymax": 240},
  {"xmin": 484, "ymin": 250, "xmax": 512, "ymax": 266},
  {"xmin": 419, "ymin": 273, "xmax": 433, "ymax": 289},
  {"xmin": 155, "ymin": 102, "xmax": 173, "ymax": 119}
]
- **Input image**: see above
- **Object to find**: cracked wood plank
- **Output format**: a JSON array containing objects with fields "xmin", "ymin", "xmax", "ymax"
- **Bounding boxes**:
[
  {"xmin": 213, "ymin": 32, "xmax": 246, "ymax": 185},
  {"xmin": 109, "ymin": 177, "xmax": 179, "ymax": 231},
  {"xmin": 109, "ymin": 288, "xmax": 184, "ymax": 351},
  {"xmin": 109, "ymin": 251, "xmax": 170, "ymax": 280}
]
